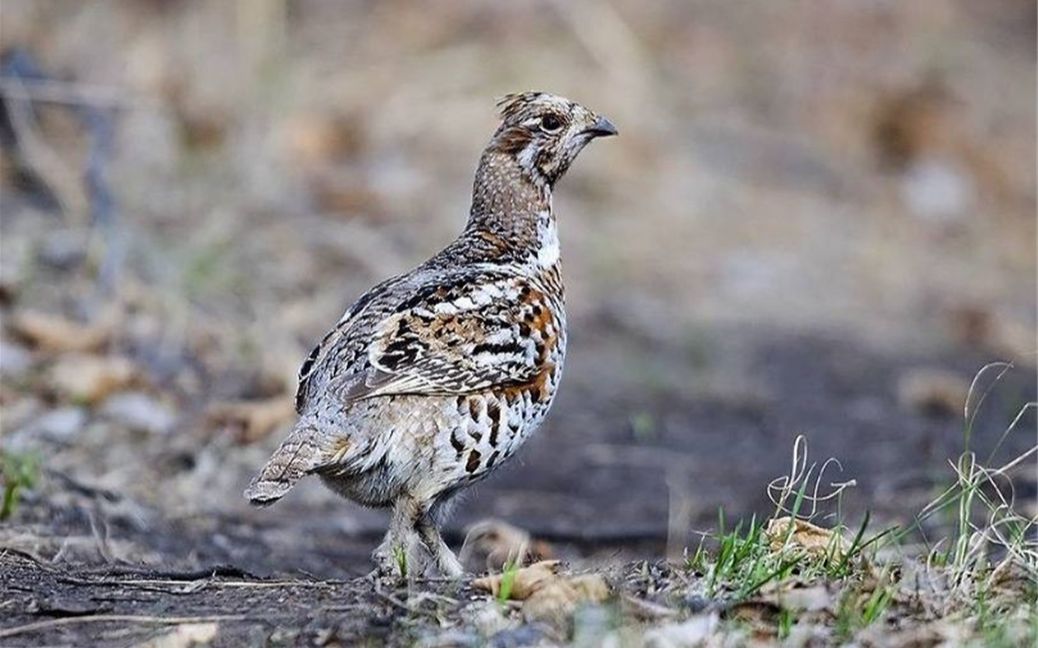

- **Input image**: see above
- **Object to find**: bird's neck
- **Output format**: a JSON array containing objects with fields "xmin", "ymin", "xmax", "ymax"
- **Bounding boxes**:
[{"xmin": 465, "ymin": 150, "xmax": 555, "ymax": 261}]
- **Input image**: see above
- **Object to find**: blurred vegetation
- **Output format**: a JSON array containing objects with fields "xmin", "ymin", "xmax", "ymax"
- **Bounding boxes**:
[{"xmin": 0, "ymin": 450, "xmax": 39, "ymax": 520}]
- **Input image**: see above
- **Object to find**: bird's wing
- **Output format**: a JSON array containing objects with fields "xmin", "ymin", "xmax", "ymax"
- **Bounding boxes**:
[
  {"xmin": 338, "ymin": 272, "xmax": 561, "ymax": 401},
  {"xmin": 294, "ymin": 275, "xmax": 405, "ymax": 414}
]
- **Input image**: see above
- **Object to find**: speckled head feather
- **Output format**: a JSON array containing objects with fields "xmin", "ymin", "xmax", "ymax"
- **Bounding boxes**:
[{"xmin": 488, "ymin": 92, "xmax": 617, "ymax": 186}]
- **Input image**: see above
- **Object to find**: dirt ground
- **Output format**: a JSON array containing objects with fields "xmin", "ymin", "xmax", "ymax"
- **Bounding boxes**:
[
  {"xmin": 4, "ymin": 331, "xmax": 1035, "ymax": 568},
  {"xmin": 1, "ymin": 332, "xmax": 1034, "ymax": 646}
]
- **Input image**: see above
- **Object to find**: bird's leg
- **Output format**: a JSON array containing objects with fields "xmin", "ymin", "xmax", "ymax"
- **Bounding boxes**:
[
  {"xmin": 416, "ymin": 515, "xmax": 464, "ymax": 578},
  {"xmin": 370, "ymin": 498, "xmax": 423, "ymax": 579}
]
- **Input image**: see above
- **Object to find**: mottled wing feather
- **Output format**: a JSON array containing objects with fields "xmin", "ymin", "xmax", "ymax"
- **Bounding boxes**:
[
  {"xmin": 295, "ymin": 275, "xmax": 404, "ymax": 413},
  {"xmin": 343, "ymin": 273, "xmax": 559, "ymax": 400}
]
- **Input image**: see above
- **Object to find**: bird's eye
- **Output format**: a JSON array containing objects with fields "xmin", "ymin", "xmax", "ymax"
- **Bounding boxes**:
[{"xmin": 539, "ymin": 114, "xmax": 563, "ymax": 133}]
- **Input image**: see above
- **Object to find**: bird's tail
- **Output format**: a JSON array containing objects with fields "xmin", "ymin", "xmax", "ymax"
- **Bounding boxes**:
[{"xmin": 244, "ymin": 422, "xmax": 321, "ymax": 506}]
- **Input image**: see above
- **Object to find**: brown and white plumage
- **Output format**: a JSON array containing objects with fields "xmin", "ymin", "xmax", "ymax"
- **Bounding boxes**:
[{"xmin": 246, "ymin": 92, "xmax": 616, "ymax": 577}]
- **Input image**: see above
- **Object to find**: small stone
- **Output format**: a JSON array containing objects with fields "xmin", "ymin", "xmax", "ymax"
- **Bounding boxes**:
[
  {"xmin": 778, "ymin": 584, "xmax": 835, "ymax": 613},
  {"xmin": 683, "ymin": 594, "xmax": 712, "ymax": 613},
  {"xmin": 0, "ymin": 339, "xmax": 33, "ymax": 380},
  {"xmin": 417, "ymin": 630, "xmax": 480, "ymax": 648},
  {"xmin": 487, "ymin": 625, "xmax": 546, "ymax": 648},
  {"xmin": 468, "ymin": 601, "xmax": 514, "ymax": 637},
  {"xmin": 138, "ymin": 622, "xmax": 219, "ymax": 648},
  {"xmin": 38, "ymin": 230, "xmax": 86, "ymax": 270},
  {"xmin": 102, "ymin": 391, "xmax": 175, "ymax": 435},
  {"xmin": 28, "ymin": 407, "xmax": 87, "ymax": 442},
  {"xmin": 900, "ymin": 157, "xmax": 974, "ymax": 223},
  {"xmin": 1, "ymin": 396, "xmax": 43, "ymax": 442},
  {"xmin": 572, "ymin": 605, "xmax": 612, "ymax": 646},
  {"xmin": 643, "ymin": 613, "xmax": 720, "ymax": 648}
]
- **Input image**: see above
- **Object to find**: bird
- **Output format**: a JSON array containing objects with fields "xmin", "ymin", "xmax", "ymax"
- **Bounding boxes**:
[{"xmin": 245, "ymin": 92, "xmax": 617, "ymax": 577}]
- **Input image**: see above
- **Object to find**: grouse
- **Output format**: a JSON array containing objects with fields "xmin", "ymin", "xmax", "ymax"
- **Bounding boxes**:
[{"xmin": 245, "ymin": 92, "xmax": 617, "ymax": 577}]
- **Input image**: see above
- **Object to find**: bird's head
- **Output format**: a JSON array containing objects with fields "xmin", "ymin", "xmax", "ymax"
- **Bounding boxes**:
[{"xmin": 489, "ymin": 92, "xmax": 617, "ymax": 186}]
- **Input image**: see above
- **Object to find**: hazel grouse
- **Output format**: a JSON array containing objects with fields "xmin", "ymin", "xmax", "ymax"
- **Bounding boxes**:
[{"xmin": 246, "ymin": 92, "xmax": 617, "ymax": 577}]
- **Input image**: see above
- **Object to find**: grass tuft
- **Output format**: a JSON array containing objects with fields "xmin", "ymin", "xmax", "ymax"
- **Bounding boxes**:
[
  {"xmin": 1, "ymin": 451, "xmax": 40, "ymax": 520},
  {"xmin": 678, "ymin": 361, "xmax": 1036, "ymax": 644},
  {"xmin": 497, "ymin": 558, "xmax": 519, "ymax": 604},
  {"xmin": 392, "ymin": 544, "xmax": 408, "ymax": 579}
]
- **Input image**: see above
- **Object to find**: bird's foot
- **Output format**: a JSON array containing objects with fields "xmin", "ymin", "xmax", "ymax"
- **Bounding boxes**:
[
  {"xmin": 370, "ymin": 533, "xmax": 433, "ymax": 582},
  {"xmin": 370, "ymin": 540, "xmax": 408, "ymax": 582},
  {"xmin": 367, "ymin": 555, "xmax": 399, "ymax": 582},
  {"xmin": 432, "ymin": 548, "xmax": 464, "ymax": 579},
  {"xmin": 418, "ymin": 523, "xmax": 465, "ymax": 578}
]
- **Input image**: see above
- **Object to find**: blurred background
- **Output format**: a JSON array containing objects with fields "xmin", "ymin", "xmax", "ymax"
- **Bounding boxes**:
[{"xmin": 1, "ymin": 0, "xmax": 1034, "ymax": 575}]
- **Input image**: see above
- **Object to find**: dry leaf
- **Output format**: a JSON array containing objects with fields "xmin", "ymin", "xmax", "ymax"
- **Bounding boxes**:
[
  {"xmin": 282, "ymin": 113, "xmax": 364, "ymax": 168},
  {"xmin": 49, "ymin": 354, "xmax": 137, "ymax": 404},
  {"xmin": 521, "ymin": 580, "xmax": 581, "ymax": 623},
  {"xmin": 208, "ymin": 397, "xmax": 294, "ymax": 443},
  {"xmin": 765, "ymin": 517, "xmax": 844, "ymax": 557},
  {"xmin": 473, "ymin": 561, "xmax": 611, "ymax": 626},
  {"xmin": 8, "ymin": 310, "xmax": 112, "ymax": 353},
  {"xmin": 471, "ymin": 560, "xmax": 561, "ymax": 600},
  {"xmin": 521, "ymin": 575, "xmax": 610, "ymax": 623}
]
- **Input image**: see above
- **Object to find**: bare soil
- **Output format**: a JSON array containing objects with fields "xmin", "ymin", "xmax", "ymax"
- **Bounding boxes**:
[{"xmin": 2, "ymin": 333, "xmax": 1033, "ymax": 646}]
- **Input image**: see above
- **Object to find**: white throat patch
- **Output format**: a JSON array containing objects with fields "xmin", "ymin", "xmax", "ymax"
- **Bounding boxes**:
[{"xmin": 536, "ymin": 213, "xmax": 560, "ymax": 268}]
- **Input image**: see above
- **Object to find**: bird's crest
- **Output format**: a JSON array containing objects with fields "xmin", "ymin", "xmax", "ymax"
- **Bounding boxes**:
[{"xmin": 496, "ymin": 91, "xmax": 547, "ymax": 121}]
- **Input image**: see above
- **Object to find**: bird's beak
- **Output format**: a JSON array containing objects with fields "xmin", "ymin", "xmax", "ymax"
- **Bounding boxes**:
[{"xmin": 583, "ymin": 116, "xmax": 618, "ymax": 138}]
